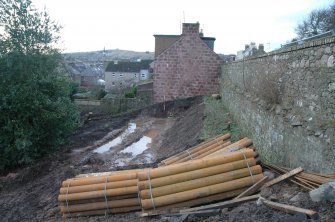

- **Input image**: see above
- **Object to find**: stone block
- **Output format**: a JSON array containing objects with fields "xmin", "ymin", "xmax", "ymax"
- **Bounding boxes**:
[{"xmin": 309, "ymin": 180, "xmax": 335, "ymax": 202}]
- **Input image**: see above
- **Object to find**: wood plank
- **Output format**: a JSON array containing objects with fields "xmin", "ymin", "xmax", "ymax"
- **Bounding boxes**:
[
  {"xmin": 264, "ymin": 167, "xmax": 303, "ymax": 188},
  {"xmin": 234, "ymin": 176, "xmax": 268, "ymax": 199},
  {"xmin": 259, "ymin": 197, "xmax": 318, "ymax": 219},
  {"xmin": 180, "ymin": 194, "xmax": 260, "ymax": 213}
]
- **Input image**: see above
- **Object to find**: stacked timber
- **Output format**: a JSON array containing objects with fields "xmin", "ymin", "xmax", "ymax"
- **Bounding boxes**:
[
  {"xmin": 264, "ymin": 164, "xmax": 335, "ymax": 191},
  {"xmin": 138, "ymin": 148, "xmax": 264, "ymax": 211},
  {"xmin": 58, "ymin": 169, "xmax": 147, "ymax": 217},
  {"xmin": 159, "ymin": 134, "xmax": 253, "ymax": 166}
]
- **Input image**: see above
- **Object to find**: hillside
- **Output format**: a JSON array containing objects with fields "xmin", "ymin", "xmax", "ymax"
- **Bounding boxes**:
[{"xmin": 63, "ymin": 49, "xmax": 154, "ymax": 62}]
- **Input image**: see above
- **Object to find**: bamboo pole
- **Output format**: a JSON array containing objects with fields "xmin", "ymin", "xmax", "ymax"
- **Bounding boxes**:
[
  {"xmin": 140, "ymin": 165, "xmax": 262, "ymax": 199},
  {"xmin": 138, "ymin": 158, "xmax": 257, "ymax": 190},
  {"xmin": 60, "ymin": 179, "xmax": 138, "ymax": 194},
  {"xmin": 141, "ymin": 174, "xmax": 264, "ymax": 210},
  {"xmin": 58, "ymin": 186, "xmax": 138, "ymax": 202},
  {"xmin": 138, "ymin": 149, "xmax": 256, "ymax": 181},
  {"xmin": 60, "ymin": 197, "xmax": 140, "ymax": 213}
]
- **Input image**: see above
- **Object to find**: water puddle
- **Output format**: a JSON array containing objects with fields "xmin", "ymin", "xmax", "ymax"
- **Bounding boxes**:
[
  {"xmin": 120, "ymin": 136, "xmax": 152, "ymax": 156},
  {"xmin": 93, "ymin": 123, "xmax": 136, "ymax": 153}
]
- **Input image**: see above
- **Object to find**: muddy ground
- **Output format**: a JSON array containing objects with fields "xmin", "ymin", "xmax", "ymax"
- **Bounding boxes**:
[{"xmin": 0, "ymin": 96, "xmax": 334, "ymax": 222}]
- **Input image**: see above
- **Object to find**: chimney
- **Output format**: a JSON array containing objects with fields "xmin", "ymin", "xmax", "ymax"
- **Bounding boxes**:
[
  {"xmin": 182, "ymin": 22, "xmax": 200, "ymax": 36},
  {"xmin": 199, "ymin": 29, "xmax": 204, "ymax": 37},
  {"xmin": 258, "ymin": 44, "xmax": 264, "ymax": 52}
]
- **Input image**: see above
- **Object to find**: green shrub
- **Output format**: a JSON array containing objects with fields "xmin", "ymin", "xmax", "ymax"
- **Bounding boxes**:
[
  {"xmin": 0, "ymin": 0, "xmax": 80, "ymax": 173},
  {"xmin": 91, "ymin": 88, "xmax": 107, "ymax": 100},
  {"xmin": 124, "ymin": 85, "xmax": 138, "ymax": 98}
]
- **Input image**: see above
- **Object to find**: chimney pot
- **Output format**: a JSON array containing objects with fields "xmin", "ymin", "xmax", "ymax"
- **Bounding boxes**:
[{"xmin": 182, "ymin": 23, "xmax": 200, "ymax": 35}]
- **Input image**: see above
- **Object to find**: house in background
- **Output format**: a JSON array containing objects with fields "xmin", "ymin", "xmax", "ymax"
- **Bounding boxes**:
[
  {"xmin": 104, "ymin": 60, "xmax": 153, "ymax": 90},
  {"xmin": 153, "ymin": 22, "xmax": 223, "ymax": 103},
  {"xmin": 63, "ymin": 61, "xmax": 104, "ymax": 87},
  {"xmin": 236, "ymin": 42, "xmax": 266, "ymax": 60}
]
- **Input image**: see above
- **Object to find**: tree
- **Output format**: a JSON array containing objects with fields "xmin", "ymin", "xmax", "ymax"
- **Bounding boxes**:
[
  {"xmin": 295, "ymin": 2, "xmax": 335, "ymax": 39},
  {"xmin": 0, "ymin": 0, "xmax": 80, "ymax": 173}
]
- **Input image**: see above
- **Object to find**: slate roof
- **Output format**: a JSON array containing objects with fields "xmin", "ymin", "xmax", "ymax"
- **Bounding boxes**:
[{"xmin": 105, "ymin": 60, "xmax": 153, "ymax": 72}]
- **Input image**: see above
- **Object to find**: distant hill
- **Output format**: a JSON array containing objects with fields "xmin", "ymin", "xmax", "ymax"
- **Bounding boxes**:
[{"xmin": 63, "ymin": 49, "xmax": 154, "ymax": 62}]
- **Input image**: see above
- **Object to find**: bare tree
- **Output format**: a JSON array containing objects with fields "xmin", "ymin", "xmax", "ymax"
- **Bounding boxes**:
[{"xmin": 295, "ymin": 2, "xmax": 335, "ymax": 39}]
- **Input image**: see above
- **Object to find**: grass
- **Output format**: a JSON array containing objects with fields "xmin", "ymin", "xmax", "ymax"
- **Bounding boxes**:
[{"xmin": 201, "ymin": 96, "xmax": 240, "ymax": 142}]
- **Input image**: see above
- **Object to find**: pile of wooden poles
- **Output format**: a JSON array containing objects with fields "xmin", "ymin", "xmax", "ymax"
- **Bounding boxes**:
[
  {"xmin": 263, "ymin": 163, "xmax": 335, "ymax": 191},
  {"xmin": 58, "ymin": 133, "xmax": 261, "ymax": 217},
  {"xmin": 58, "ymin": 169, "xmax": 146, "ymax": 217},
  {"xmin": 138, "ymin": 148, "xmax": 264, "ymax": 210},
  {"xmin": 159, "ymin": 134, "xmax": 253, "ymax": 166}
]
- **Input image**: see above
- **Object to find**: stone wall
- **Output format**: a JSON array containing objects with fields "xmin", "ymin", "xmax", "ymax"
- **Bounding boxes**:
[
  {"xmin": 153, "ymin": 23, "xmax": 222, "ymax": 103},
  {"xmin": 221, "ymin": 37, "xmax": 335, "ymax": 173}
]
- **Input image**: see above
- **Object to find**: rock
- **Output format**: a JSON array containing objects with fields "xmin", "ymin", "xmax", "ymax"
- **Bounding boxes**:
[
  {"xmin": 321, "ymin": 55, "xmax": 329, "ymax": 66},
  {"xmin": 309, "ymin": 180, "xmax": 335, "ymax": 202},
  {"xmin": 328, "ymin": 55, "xmax": 334, "ymax": 67},
  {"xmin": 289, "ymin": 192, "xmax": 304, "ymax": 202},
  {"xmin": 291, "ymin": 121, "xmax": 302, "ymax": 127},
  {"xmin": 275, "ymin": 105, "xmax": 282, "ymax": 114},
  {"xmin": 263, "ymin": 170, "xmax": 275, "ymax": 180},
  {"xmin": 285, "ymin": 213, "xmax": 307, "ymax": 222},
  {"xmin": 328, "ymin": 82, "xmax": 335, "ymax": 92}
]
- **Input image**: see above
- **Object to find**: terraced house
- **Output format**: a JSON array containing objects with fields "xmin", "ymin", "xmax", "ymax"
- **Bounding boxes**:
[{"xmin": 105, "ymin": 60, "xmax": 153, "ymax": 90}]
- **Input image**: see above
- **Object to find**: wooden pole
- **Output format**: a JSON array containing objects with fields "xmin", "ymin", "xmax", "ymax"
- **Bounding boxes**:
[{"xmin": 140, "ymin": 174, "xmax": 264, "ymax": 210}]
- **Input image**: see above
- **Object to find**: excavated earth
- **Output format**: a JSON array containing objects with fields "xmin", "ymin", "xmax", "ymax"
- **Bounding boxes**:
[{"xmin": 0, "ymin": 96, "xmax": 334, "ymax": 222}]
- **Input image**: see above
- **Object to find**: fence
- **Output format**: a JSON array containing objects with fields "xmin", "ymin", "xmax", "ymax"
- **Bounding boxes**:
[{"xmin": 76, "ymin": 94, "xmax": 153, "ymax": 115}]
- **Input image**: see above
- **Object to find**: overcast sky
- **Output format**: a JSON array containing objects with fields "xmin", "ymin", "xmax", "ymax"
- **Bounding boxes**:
[{"xmin": 33, "ymin": 0, "xmax": 334, "ymax": 54}]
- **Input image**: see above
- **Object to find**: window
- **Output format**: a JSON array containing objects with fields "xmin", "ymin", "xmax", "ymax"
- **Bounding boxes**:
[
  {"xmin": 112, "ymin": 72, "xmax": 115, "ymax": 77},
  {"xmin": 119, "ymin": 73, "xmax": 123, "ymax": 77},
  {"xmin": 134, "ymin": 73, "xmax": 137, "ymax": 77},
  {"xmin": 141, "ymin": 73, "xmax": 146, "ymax": 78},
  {"xmin": 112, "ymin": 82, "xmax": 115, "ymax": 86},
  {"xmin": 120, "ymin": 82, "xmax": 122, "ymax": 85}
]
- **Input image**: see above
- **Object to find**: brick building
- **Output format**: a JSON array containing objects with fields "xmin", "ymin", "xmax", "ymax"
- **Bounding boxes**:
[{"xmin": 153, "ymin": 23, "xmax": 223, "ymax": 103}]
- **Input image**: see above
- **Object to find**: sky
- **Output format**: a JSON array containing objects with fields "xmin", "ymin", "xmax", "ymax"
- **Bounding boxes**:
[{"xmin": 32, "ymin": 0, "xmax": 334, "ymax": 54}]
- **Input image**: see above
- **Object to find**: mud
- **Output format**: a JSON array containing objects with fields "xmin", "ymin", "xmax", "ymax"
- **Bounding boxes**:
[{"xmin": 0, "ymin": 96, "xmax": 334, "ymax": 222}]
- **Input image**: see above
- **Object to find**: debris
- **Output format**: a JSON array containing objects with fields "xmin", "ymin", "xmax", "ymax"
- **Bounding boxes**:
[
  {"xmin": 257, "ymin": 197, "xmax": 319, "ymax": 219},
  {"xmin": 234, "ymin": 176, "xmax": 268, "ymax": 199},
  {"xmin": 264, "ymin": 164, "xmax": 335, "ymax": 190},
  {"xmin": 309, "ymin": 180, "xmax": 335, "ymax": 202},
  {"xmin": 264, "ymin": 167, "xmax": 303, "ymax": 188},
  {"xmin": 179, "ymin": 194, "xmax": 260, "ymax": 213}
]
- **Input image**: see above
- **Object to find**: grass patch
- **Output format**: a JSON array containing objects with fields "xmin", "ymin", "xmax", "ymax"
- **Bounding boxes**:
[{"xmin": 201, "ymin": 96, "xmax": 240, "ymax": 142}]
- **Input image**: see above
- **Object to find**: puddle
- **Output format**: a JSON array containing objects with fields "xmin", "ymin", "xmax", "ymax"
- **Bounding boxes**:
[
  {"xmin": 121, "ymin": 136, "xmax": 152, "ymax": 156},
  {"xmin": 93, "ymin": 123, "xmax": 136, "ymax": 153}
]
